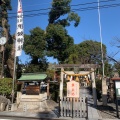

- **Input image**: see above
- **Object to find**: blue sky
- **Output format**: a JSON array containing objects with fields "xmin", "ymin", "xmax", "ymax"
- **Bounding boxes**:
[{"xmin": 8, "ymin": 0, "xmax": 120, "ymax": 64}]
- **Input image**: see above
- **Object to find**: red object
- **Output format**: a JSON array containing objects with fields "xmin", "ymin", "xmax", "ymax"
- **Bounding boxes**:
[{"xmin": 111, "ymin": 78, "xmax": 120, "ymax": 81}]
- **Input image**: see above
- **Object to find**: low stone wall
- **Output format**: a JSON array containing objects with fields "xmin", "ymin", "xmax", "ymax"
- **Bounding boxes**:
[
  {"xmin": 0, "ymin": 103, "xmax": 6, "ymax": 111},
  {"xmin": 0, "ymin": 96, "xmax": 10, "ymax": 111},
  {"xmin": 17, "ymin": 92, "xmax": 48, "ymax": 111},
  {"xmin": 17, "ymin": 92, "xmax": 47, "ymax": 102}
]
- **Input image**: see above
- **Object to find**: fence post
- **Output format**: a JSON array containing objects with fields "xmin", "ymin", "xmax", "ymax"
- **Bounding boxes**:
[
  {"xmin": 66, "ymin": 97, "xmax": 67, "ymax": 117},
  {"xmin": 86, "ymin": 97, "xmax": 88, "ymax": 120},
  {"xmin": 58, "ymin": 97, "xmax": 60, "ymax": 118},
  {"xmin": 72, "ymin": 98, "xmax": 73, "ymax": 118}
]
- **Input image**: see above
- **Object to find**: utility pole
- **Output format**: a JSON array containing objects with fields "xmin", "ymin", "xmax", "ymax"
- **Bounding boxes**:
[
  {"xmin": 97, "ymin": 0, "xmax": 107, "ymax": 106},
  {"xmin": 1, "ymin": 45, "xmax": 4, "ymax": 78}
]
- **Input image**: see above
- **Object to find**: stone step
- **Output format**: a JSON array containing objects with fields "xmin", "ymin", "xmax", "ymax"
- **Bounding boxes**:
[
  {"xmin": 20, "ymin": 98, "xmax": 40, "ymax": 102},
  {"xmin": 18, "ymin": 100, "xmax": 48, "ymax": 110},
  {"xmin": 19, "ymin": 101, "xmax": 41, "ymax": 105}
]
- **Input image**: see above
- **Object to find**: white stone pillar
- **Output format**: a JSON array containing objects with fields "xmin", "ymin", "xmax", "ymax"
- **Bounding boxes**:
[
  {"xmin": 91, "ymin": 68, "xmax": 97, "ymax": 106},
  {"xmin": 60, "ymin": 67, "xmax": 64, "ymax": 98}
]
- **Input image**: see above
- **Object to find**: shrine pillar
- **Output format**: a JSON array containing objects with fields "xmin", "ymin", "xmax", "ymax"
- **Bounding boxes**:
[
  {"xmin": 91, "ymin": 68, "xmax": 97, "ymax": 106},
  {"xmin": 60, "ymin": 67, "xmax": 64, "ymax": 98}
]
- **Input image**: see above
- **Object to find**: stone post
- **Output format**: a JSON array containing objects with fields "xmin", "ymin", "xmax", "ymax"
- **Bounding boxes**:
[
  {"xmin": 102, "ymin": 77, "xmax": 107, "ymax": 106},
  {"xmin": 91, "ymin": 68, "xmax": 97, "ymax": 106},
  {"xmin": 60, "ymin": 67, "xmax": 64, "ymax": 98},
  {"xmin": 47, "ymin": 82, "xmax": 49, "ymax": 99}
]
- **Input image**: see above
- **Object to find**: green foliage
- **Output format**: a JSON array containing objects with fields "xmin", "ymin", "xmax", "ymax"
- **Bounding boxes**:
[
  {"xmin": 64, "ymin": 44, "xmax": 79, "ymax": 64},
  {"xmin": 23, "ymin": 27, "xmax": 46, "ymax": 58},
  {"xmin": 49, "ymin": 0, "xmax": 80, "ymax": 27},
  {"xmin": 67, "ymin": 12, "xmax": 80, "ymax": 27},
  {"xmin": 0, "ymin": 78, "xmax": 13, "ymax": 95},
  {"xmin": 0, "ymin": 0, "xmax": 12, "ymax": 28},
  {"xmin": 89, "ymin": 78, "xmax": 102, "ymax": 100},
  {"xmin": 64, "ymin": 40, "xmax": 107, "ymax": 65},
  {"xmin": 46, "ymin": 69, "xmax": 55, "ymax": 80},
  {"xmin": 23, "ymin": 58, "xmax": 48, "ymax": 73},
  {"xmin": 23, "ymin": 27, "xmax": 48, "ymax": 72},
  {"xmin": 113, "ymin": 62, "xmax": 120, "ymax": 75},
  {"xmin": 46, "ymin": 24, "xmax": 74, "ymax": 63},
  {"xmin": 77, "ymin": 40, "xmax": 106, "ymax": 64},
  {"xmin": 49, "ymin": 82, "xmax": 59, "ymax": 102},
  {"xmin": 105, "ymin": 62, "xmax": 113, "ymax": 76},
  {"xmin": 46, "ymin": 0, "xmax": 80, "ymax": 63}
]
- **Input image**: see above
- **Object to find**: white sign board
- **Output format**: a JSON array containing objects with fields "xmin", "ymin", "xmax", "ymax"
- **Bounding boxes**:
[
  {"xmin": 115, "ymin": 82, "xmax": 120, "ymax": 88},
  {"xmin": 67, "ymin": 81, "xmax": 79, "ymax": 98},
  {"xmin": 115, "ymin": 81, "xmax": 120, "ymax": 97},
  {"xmin": 0, "ymin": 37, "xmax": 7, "ymax": 45}
]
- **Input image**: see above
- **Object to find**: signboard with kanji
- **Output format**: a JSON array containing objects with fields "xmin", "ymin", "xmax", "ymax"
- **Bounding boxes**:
[
  {"xmin": 67, "ymin": 80, "xmax": 79, "ymax": 98},
  {"xmin": 16, "ymin": 0, "xmax": 24, "ymax": 57}
]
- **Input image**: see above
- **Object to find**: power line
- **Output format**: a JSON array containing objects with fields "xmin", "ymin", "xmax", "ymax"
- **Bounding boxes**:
[
  {"xmin": 8, "ymin": 0, "xmax": 117, "ymax": 14},
  {"xmin": 8, "ymin": 2, "xmax": 120, "ymax": 19},
  {"xmin": 71, "ymin": 0, "xmax": 116, "ymax": 7},
  {"xmin": 72, "ymin": 2, "xmax": 120, "ymax": 11},
  {"xmin": 10, "ymin": 0, "xmax": 116, "ymax": 10}
]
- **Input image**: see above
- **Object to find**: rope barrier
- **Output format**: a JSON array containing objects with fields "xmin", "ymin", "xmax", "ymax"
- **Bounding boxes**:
[{"xmin": 62, "ymin": 70, "xmax": 93, "ymax": 76}]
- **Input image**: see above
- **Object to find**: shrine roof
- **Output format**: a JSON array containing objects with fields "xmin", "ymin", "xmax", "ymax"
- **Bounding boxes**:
[
  {"xmin": 111, "ymin": 77, "xmax": 120, "ymax": 81},
  {"xmin": 17, "ymin": 73, "xmax": 47, "ymax": 81}
]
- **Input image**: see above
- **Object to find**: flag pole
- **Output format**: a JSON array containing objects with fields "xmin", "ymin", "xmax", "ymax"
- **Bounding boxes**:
[
  {"xmin": 12, "ymin": 40, "xmax": 17, "ymax": 104},
  {"xmin": 12, "ymin": 0, "xmax": 24, "ymax": 104}
]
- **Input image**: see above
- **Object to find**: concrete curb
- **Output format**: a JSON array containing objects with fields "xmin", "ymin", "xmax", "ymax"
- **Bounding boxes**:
[
  {"xmin": 0, "ymin": 112, "xmax": 119, "ymax": 120},
  {"xmin": 0, "ymin": 111, "xmax": 58, "ymax": 119}
]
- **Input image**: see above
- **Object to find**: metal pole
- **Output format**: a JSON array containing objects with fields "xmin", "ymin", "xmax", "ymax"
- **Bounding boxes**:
[
  {"xmin": 97, "ymin": 0, "xmax": 105, "ymax": 77},
  {"xmin": 1, "ymin": 45, "xmax": 4, "ymax": 78},
  {"xmin": 115, "ymin": 81, "xmax": 119, "ymax": 118},
  {"xmin": 12, "ymin": 41, "xmax": 17, "ymax": 104},
  {"xmin": 97, "ymin": 0, "xmax": 107, "ymax": 106},
  {"xmin": 116, "ymin": 97, "xmax": 119, "ymax": 118}
]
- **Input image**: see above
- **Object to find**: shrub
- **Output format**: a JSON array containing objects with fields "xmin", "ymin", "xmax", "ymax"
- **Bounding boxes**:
[{"xmin": 0, "ymin": 78, "xmax": 16, "ymax": 99}]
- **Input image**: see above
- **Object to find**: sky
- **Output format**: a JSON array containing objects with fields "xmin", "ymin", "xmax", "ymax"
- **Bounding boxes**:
[{"xmin": 8, "ymin": 0, "xmax": 120, "ymax": 64}]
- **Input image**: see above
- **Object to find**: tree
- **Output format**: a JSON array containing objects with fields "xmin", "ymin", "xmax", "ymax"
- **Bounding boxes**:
[
  {"xmin": 23, "ymin": 27, "xmax": 48, "ymax": 72},
  {"xmin": 64, "ymin": 44, "xmax": 79, "ymax": 64},
  {"xmin": 49, "ymin": 0, "xmax": 80, "ymax": 27},
  {"xmin": 46, "ymin": 0, "xmax": 80, "ymax": 63},
  {"xmin": 64, "ymin": 40, "xmax": 107, "ymax": 65},
  {"xmin": 77, "ymin": 40, "xmax": 106, "ymax": 64},
  {"xmin": 0, "ymin": 0, "xmax": 15, "ymax": 78},
  {"xmin": 45, "ymin": 24, "xmax": 74, "ymax": 63}
]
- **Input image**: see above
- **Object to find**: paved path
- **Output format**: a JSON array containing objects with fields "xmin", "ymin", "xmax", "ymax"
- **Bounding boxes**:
[
  {"xmin": 80, "ymin": 87, "xmax": 102, "ymax": 120},
  {"xmin": 0, "ymin": 87, "xmax": 120, "ymax": 120}
]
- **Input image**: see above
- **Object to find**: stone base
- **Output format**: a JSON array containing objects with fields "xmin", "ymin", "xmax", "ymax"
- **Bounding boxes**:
[{"xmin": 102, "ymin": 94, "xmax": 107, "ymax": 106}]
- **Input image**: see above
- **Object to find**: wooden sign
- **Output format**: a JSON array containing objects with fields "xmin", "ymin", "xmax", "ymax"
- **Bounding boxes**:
[{"xmin": 67, "ymin": 81, "xmax": 79, "ymax": 98}]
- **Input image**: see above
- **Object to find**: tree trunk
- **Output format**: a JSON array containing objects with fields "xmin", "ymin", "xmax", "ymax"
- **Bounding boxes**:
[{"xmin": 2, "ymin": 17, "xmax": 14, "ymax": 78}]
